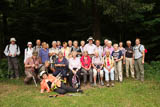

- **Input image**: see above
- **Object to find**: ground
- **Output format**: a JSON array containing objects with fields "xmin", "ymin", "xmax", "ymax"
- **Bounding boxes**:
[{"xmin": 0, "ymin": 78, "xmax": 160, "ymax": 107}]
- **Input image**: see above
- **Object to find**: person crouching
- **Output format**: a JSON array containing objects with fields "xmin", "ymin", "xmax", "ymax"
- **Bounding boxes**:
[{"xmin": 40, "ymin": 71, "xmax": 83, "ymax": 94}]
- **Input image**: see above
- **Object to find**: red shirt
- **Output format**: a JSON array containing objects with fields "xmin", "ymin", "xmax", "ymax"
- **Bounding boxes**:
[{"xmin": 80, "ymin": 56, "xmax": 92, "ymax": 68}]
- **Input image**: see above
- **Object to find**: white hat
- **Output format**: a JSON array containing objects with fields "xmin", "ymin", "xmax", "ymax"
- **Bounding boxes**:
[
  {"xmin": 10, "ymin": 38, "xmax": 16, "ymax": 42},
  {"xmin": 87, "ymin": 36, "xmax": 94, "ymax": 41},
  {"xmin": 27, "ymin": 42, "xmax": 32, "ymax": 45},
  {"xmin": 40, "ymin": 71, "xmax": 47, "ymax": 77}
]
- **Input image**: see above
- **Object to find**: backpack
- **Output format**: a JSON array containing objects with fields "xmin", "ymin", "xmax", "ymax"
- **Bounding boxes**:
[
  {"xmin": 72, "ymin": 74, "xmax": 80, "ymax": 89},
  {"xmin": 7, "ymin": 44, "xmax": 19, "ymax": 53}
]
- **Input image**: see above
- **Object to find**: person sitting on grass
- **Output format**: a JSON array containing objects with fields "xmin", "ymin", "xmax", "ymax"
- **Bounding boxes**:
[
  {"xmin": 24, "ymin": 51, "xmax": 40, "ymax": 84},
  {"xmin": 92, "ymin": 51, "xmax": 104, "ymax": 86},
  {"xmin": 40, "ymin": 71, "xmax": 83, "ymax": 94},
  {"xmin": 103, "ymin": 50, "xmax": 115, "ymax": 87}
]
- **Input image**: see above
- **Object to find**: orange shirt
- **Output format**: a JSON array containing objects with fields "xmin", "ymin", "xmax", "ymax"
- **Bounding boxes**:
[{"xmin": 40, "ymin": 75, "xmax": 61, "ymax": 92}]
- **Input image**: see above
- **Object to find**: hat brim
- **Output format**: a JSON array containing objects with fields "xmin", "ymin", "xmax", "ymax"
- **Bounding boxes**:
[{"xmin": 87, "ymin": 39, "xmax": 94, "ymax": 41}]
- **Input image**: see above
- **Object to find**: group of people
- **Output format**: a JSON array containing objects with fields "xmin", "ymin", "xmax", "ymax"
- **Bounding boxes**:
[{"xmin": 4, "ymin": 36, "xmax": 145, "ymax": 94}]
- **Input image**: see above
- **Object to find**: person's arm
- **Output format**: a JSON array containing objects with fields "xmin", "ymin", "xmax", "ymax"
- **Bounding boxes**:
[
  {"xmin": 4, "ymin": 45, "xmax": 9, "ymax": 56},
  {"xmin": 17, "ymin": 46, "xmax": 20, "ymax": 56},
  {"xmin": 24, "ymin": 49, "xmax": 27, "ymax": 63},
  {"xmin": 142, "ymin": 50, "xmax": 145, "ymax": 64}
]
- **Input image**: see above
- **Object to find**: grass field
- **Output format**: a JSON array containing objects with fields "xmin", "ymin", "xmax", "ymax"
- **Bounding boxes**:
[{"xmin": 0, "ymin": 78, "xmax": 160, "ymax": 107}]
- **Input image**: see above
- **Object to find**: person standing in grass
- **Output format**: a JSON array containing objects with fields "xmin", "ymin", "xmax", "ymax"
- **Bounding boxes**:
[
  {"xmin": 92, "ymin": 51, "xmax": 104, "ymax": 86},
  {"xmin": 80, "ymin": 51, "xmax": 93, "ymax": 85},
  {"xmin": 39, "ymin": 42, "xmax": 50, "ymax": 64},
  {"xmin": 112, "ymin": 44, "xmax": 123, "ymax": 82},
  {"xmin": 24, "ymin": 42, "xmax": 33, "ymax": 63},
  {"xmin": 124, "ymin": 40, "xmax": 135, "ymax": 78},
  {"xmin": 24, "ymin": 51, "xmax": 40, "ymax": 84},
  {"xmin": 33, "ymin": 39, "xmax": 42, "ymax": 57},
  {"xmin": 104, "ymin": 50, "xmax": 115, "ymax": 87},
  {"xmin": 4, "ymin": 37, "xmax": 20, "ymax": 79},
  {"xmin": 133, "ymin": 38, "xmax": 145, "ymax": 82},
  {"xmin": 95, "ymin": 40, "xmax": 103, "ymax": 57}
]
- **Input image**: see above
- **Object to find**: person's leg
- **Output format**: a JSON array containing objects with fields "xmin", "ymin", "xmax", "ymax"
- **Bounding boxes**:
[
  {"xmin": 54, "ymin": 88, "xmax": 67, "ymax": 94},
  {"xmin": 114, "ymin": 63, "xmax": 118, "ymax": 81},
  {"xmin": 89, "ymin": 69, "xmax": 93, "ymax": 83},
  {"xmin": 68, "ymin": 70, "xmax": 74, "ymax": 87},
  {"xmin": 126, "ymin": 58, "xmax": 130, "ymax": 78},
  {"xmin": 13, "ymin": 57, "xmax": 19, "ymax": 78},
  {"xmin": 100, "ymin": 70, "xmax": 104, "ymax": 85},
  {"xmin": 129, "ymin": 58, "xmax": 135, "ymax": 78},
  {"xmin": 53, "ymin": 70, "xmax": 60, "ymax": 76},
  {"xmin": 8, "ymin": 57, "xmax": 14, "ymax": 78},
  {"xmin": 93, "ymin": 69, "xmax": 97, "ymax": 85},
  {"xmin": 138, "ymin": 58, "xmax": 144, "ymax": 82},
  {"xmin": 61, "ymin": 82, "xmax": 77, "ymax": 93},
  {"xmin": 61, "ymin": 69, "xmax": 67, "ymax": 83},
  {"xmin": 81, "ymin": 68, "xmax": 87, "ymax": 83},
  {"xmin": 110, "ymin": 67, "xmax": 115, "ymax": 86},
  {"xmin": 118, "ymin": 61, "xmax": 123, "ymax": 82},
  {"xmin": 134, "ymin": 59, "xmax": 140, "ymax": 80},
  {"xmin": 24, "ymin": 71, "xmax": 33, "ymax": 84},
  {"xmin": 104, "ymin": 67, "xmax": 109, "ymax": 86}
]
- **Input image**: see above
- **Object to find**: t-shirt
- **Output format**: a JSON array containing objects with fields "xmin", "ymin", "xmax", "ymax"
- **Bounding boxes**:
[
  {"xmin": 133, "ymin": 44, "xmax": 145, "ymax": 59},
  {"xmin": 111, "ymin": 50, "xmax": 122, "ymax": 60},
  {"xmin": 125, "ymin": 46, "xmax": 133, "ymax": 58}
]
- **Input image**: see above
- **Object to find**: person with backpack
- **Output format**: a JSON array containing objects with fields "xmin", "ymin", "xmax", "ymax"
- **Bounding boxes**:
[
  {"xmin": 80, "ymin": 51, "xmax": 93, "ymax": 85},
  {"xmin": 68, "ymin": 51, "xmax": 81, "ymax": 88},
  {"xmin": 92, "ymin": 51, "xmax": 104, "ymax": 86},
  {"xmin": 4, "ymin": 37, "xmax": 20, "ymax": 79},
  {"xmin": 104, "ymin": 50, "xmax": 115, "ymax": 87},
  {"xmin": 133, "ymin": 38, "xmax": 145, "ymax": 82},
  {"xmin": 111, "ymin": 44, "xmax": 123, "ymax": 82},
  {"xmin": 124, "ymin": 40, "xmax": 135, "ymax": 78},
  {"xmin": 24, "ymin": 42, "xmax": 33, "ymax": 63}
]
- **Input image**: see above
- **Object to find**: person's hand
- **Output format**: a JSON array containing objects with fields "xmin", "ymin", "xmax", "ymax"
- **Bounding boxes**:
[
  {"xmin": 14, "ymin": 53, "xmax": 17, "ymax": 57},
  {"xmin": 97, "ymin": 69, "xmax": 100, "ymax": 72},
  {"xmin": 142, "ymin": 60, "xmax": 144, "ymax": 64},
  {"xmin": 123, "ymin": 61, "xmax": 125, "ymax": 65},
  {"xmin": 115, "ymin": 59, "xmax": 119, "ymax": 62},
  {"xmin": 32, "ymin": 64, "xmax": 35, "ymax": 68},
  {"xmin": 132, "ymin": 60, "xmax": 134, "ymax": 65},
  {"xmin": 9, "ymin": 53, "xmax": 12, "ymax": 56}
]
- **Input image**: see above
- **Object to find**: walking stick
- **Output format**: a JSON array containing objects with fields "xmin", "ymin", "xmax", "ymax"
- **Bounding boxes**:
[{"xmin": 32, "ymin": 76, "xmax": 38, "ymax": 87}]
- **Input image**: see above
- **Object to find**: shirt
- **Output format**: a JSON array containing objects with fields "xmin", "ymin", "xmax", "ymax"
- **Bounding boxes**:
[
  {"xmin": 111, "ymin": 50, "xmax": 123, "ymax": 60},
  {"xmin": 69, "ymin": 57, "xmax": 81, "ymax": 70},
  {"xmin": 55, "ymin": 57, "xmax": 68, "ymax": 71},
  {"xmin": 103, "ymin": 46, "xmax": 114, "ymax": 56},
  {"xmin": 80, "ymin": 46, "xmax": 85, "ymax": 53},
  {"xmin": 84, "ymin": 43, "xmax": 96, "ymax": 55},
  {"xmin": 33, "ymin": 45, "xmax": 42, "ymax": 56},
  {"xmin": 4, "ymin": 44, "xmax": 20, "ymax": 57},
  {"xmin": 25, "ymin": 57, "xmax": 40, "ymax": 71},
  {"xmin": 24, "ymin": 48, "xmax": 33, "ymax": 63},
  {"xmin": 49, "ymin": 47, "xmax": 59, "ymax": 55},
  {"xmin": 41, "ymin": 75, "xmax": 61, "ymax": 92},
  {"xmin": 119, "ymin": 47, "xmax": 126, "ymax": 56},
  {"xmin": 95, "ymin": 46, "xmax": 103, "ymax": 57},
  {"xmin": 80, "ymin": 56, "xmax": 92, "ymax": 68},
  {"xmin": 92, "ymin": 56, "xmax": 103, "ymax": 66},
  {"xmin": 133, "ymin": 44, "xmax": 145, "ymax": 59},
  {"xmin": 125, "ymin": 46, "xmax": 134, "ymax": 58},
  {"xmin": 39, "ymin": 48, "xmax": 49, "ymax": 64},
  {"xmin": 61, "ymin": 47, "xmax": 70, "ymax": 59}
]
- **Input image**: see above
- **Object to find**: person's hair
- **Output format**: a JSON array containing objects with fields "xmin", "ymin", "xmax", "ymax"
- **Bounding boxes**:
[
  {"xmin": 108, "ymin": 41, "xmax": 112, "ymax": 44},
  {"xmin": 96, "ymin": 40, "xmax": 100, "ymax": 42},
  {"xmin": 136, "ymin": 38, "xmax": 141, "ymax": 42},
  {"xmin": 63, "ymin": 42, "xmax": 67, "ymax": 45},
  {"xmin": 52, "ymin": 41, "xmax": 56, "ymax": 45},
  {"xmin": 83, "ymin": 51, "xmax": 88, "ymax": 55},
  {"xmin": 105, "ymin": 50, "xmax": 110, "ymax": 54},
  {"xmin": 68, "ymin": 40, "xmax": 72, "ymax": 43},
  {"xmin": 58, "ymin": 51, "xmax": 63, "ymax": 56},
  {"xmin": 126, "ymin": 40, "xmax": 131, "ymax": 44},
  {"xmin": 113, "ymin": 43, "xmax": 118, "ymax": 47},
  {"xmin": 119, "ymin": 42, "xmax": 123, "ymax": 44}
]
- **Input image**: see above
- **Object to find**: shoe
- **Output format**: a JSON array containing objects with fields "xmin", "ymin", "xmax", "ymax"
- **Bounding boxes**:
[
  {"xmin": 111, "ymin": 81, "xmax": 115, "ymax": 87},
  {"xmin": 77, "ymin": 89, "xmax": 83, "ymax": 93},
  {"xmin": 16, "ymin": 77, "xmax": 20, "ymax": 80},
  {"xmin": 93, "ymin": 83, "xmax": 97, "ymax": 87},
  {"xmin": 101, "ymin": 81, "xmax": 104, "ymax": 86}
]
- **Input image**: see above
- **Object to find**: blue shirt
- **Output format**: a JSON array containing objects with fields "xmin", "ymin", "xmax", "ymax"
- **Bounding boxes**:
[
  {"xmin": 111, "ymin": 50, "xmax": 123, "ymax": 60},
  {"xmin": 39, "ymin": 48, "xmax": 49, "ymax": 64},
  {"xmin": 55, "ymin": 57, "xmax": 68, "ymax": 71}
]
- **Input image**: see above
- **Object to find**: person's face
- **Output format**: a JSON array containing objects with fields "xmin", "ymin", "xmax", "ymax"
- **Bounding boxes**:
[
  {"xmin": 63, "ymin": 43, "xmax": 67, "ymax": 48},
  {"xmin": 11, "ymin": 41, "xmax": 15, "ymax": 45},
  {"xmin": 127, "ymin": 42, "xmax": 131, "ymax": 47},
  {"xmin": 106, "ymin": 51, "xmax": 110, "ymax": 57},
  {"xmin": 74, "ymin": 42, "xmax": 78, "ymax": 47},
  {"xmin": 81, "ymin": 41, "xmax": 85, "ymax": 46},
  {"xmin": 114, "ymin": 46, "xmax": 118, "ymax": 50},
  {"xmin": 135, "ymin": 39, "xmax": 140, "ymax": 45},
  {"xmin": 36, "ymin": 40, "xmax": 41, "ymax": 46},
  {"xmin": 89, "ymin": 40, "xmax": 93, "ymax": 44},
  {"xmin": 42, "ymin": 74, "xmax": 48, "ymax": 79},
  {"xmin": 104, "ymin": 40, "xmax": 108, "ymax": 46},
  {"xmin": 28, "ymin": 44, "xmax": 32, "ymax": 48},
  {"xmin": 108, "ymin": 43, "xmax": 112, "ymax": 47},
  {"xmin": 119, "ymin": 42, "xmax": 123, "ymax": 47},
  {"xmin": 96, "ymin": 41, "xmax": 100, "ymax": 46},
  {"xmin": 57, "ymin": 41, "xmax": 61, "ymax": 46},
  {"xmin": 52, "ymin": 43, "xmax": 57, "ymax": 48},
  {"xmin": 84, "ymin": 52, "xmax": 88, "ymax": 56},
  {"xmin": 58, "ymin": 53, "xmax": 63, "ymax": 58},
  {"xmin": 72, "ymin": 52, "xmax": 77, "ymax": 58},
  {"xmin": 68, "ymin": 41, "xmax": 72, "ymax": 46}
]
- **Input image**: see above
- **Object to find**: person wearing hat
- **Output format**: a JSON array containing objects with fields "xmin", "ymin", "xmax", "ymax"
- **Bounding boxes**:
[
  {"xmin": 84, "ymin": 36, "xmax": 96, "ymax": 58},
  {"xmin": 24, "ymin": 42, "xmax": 33, "ymax": 63},
  {"xmin": 24, "ymin": 51, "xmax": 41, "ymax": 84},
  {"xmin": 4, "ymin": 37, "xmax": 20, "ymax": 79},
  {"xmin": 40, "ymin": 71, "xmax": 83, "ymax": 94}
]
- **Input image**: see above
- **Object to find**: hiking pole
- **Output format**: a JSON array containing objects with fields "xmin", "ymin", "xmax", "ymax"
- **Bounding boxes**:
[{"xmin": 32, "ymin": 76, "xmax": 38, "ymax": 87}]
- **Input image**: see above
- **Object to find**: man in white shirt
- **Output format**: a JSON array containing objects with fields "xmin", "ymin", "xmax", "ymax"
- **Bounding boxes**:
[
  {"xmin": 24, "ymin": 42, "xmax": 33, "ymax": 63},
  {"xmin": 4, "ymin": 38, "xmax": 20, "ymax": 79},
  {"xmin": 84, "ymin": 37, "xmax": 96, "ymax": 57}
]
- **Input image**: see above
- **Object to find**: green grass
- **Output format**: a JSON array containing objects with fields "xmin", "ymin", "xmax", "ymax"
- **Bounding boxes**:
[{"xmin": 0, "ymin": 78, "xmax": 160, "ymax": 107}]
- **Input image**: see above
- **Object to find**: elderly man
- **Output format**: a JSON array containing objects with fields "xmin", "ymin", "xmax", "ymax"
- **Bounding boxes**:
[
  {"xmin": 84, "ymin": 37, "xmax": 96, "ymax": 58},
  {"xmin": 112, "ymin": 44, "xmax": 123, "ymax": 82},
  {"xmin": 24, "ymin": 51, "xmax": 40, "ymax": 84},
  {"xmin": 133, "ymin": 38, "xmax": 145, "ymax": 82},
  {"xmin": 124, "ymin": 40, "xmax": 135, "ymax": 78},
  {"xmin": 33, "ymin": 39, "xmax": 42, "ymax": 56},
  {"xmin": 95, "ymin": 40, "xmax": 103, "ymax": 57},
  {"xmin": 68, "ymin": 40, "xmax": 73, "ymax": 52},
  {"xmin": 4, "ymin": 37, "xmax": 20, "ymax": 79}
]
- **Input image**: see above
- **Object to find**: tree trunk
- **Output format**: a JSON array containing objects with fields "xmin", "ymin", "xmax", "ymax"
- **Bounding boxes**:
[{"xmin": 92, "ymin": 0, "xmax": 101, "ymax": 40}]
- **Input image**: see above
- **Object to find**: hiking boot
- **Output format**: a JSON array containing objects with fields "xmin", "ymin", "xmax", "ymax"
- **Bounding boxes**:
[
  {"xmin": 106, "ymin": 81, "xmax": 110, "ymax": 87},
  {"xmin": 92, "ymin": 83, "xmax": 97, "ymax": 87},
  {"xmin": 111, "ymin": 81, "xmax": 115, "ymax": 87}
]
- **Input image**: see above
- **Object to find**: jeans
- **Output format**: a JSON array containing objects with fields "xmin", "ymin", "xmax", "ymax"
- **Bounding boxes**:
[
  {"xmin": 126, "ymin": 57, "xmax": 135, "ymax": 78},
  {"xmin": 81, "ymin": 68, "xmax": 93, "ymax": 83},
  {"xmin": 114, "ymin": 61, "xmax": 123, "ymax": 82},
  {"xmin": 104, "ymin": 67, "xmax": 114, "ymax": 81}
]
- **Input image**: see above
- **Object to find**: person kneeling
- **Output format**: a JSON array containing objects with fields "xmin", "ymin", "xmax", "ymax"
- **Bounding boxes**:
[{"xmin": 40, "ymin": 71, "xmax": 83, "ymax": 94}]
